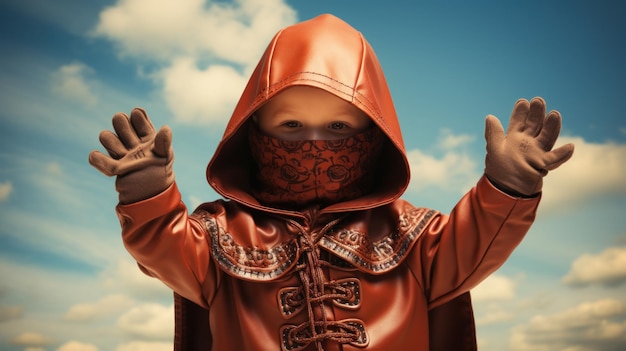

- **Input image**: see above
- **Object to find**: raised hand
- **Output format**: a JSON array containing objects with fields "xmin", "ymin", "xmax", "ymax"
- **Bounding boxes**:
[
  {"xmin": 484, "ymin": 97, "xmax": 574, "ymax": 197},
  {"xmin": 89, "ymin": 108, "xmax": 175, "ymax": 204}
]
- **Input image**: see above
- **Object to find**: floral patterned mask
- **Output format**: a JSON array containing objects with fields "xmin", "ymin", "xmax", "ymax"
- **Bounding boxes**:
[{"xmin": 248, "ymin": 124, "xmax": 384, "ymax": 208}]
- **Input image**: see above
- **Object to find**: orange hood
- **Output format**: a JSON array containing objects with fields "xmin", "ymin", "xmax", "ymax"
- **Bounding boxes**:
[{"xmin": 206, "ymin": 14, "xmax": 410, "ymax": 214}]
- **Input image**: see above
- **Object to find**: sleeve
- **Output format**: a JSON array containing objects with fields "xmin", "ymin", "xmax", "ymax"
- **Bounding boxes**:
[
  {"xmin": 408, "ymin": 175, "xmax": 540, "ymax": 309},
  {"xmin": 115, "ymin": 182, "xmax": 220, "ymax": 308}
]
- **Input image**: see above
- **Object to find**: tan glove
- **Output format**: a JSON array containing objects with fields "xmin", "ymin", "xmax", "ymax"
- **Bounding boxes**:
[
  {"xmin": 89, "ymin": 108, "xmax": 175, "ymax": 204},
  {"xmin": 485, "ymin": 97, "xmax": 574, "ymax": 197}
]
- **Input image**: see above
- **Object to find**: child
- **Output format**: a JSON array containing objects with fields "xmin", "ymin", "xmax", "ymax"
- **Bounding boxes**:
[{"xmin": 89, "ymin": 14, "xmax": 574, "ymax": 351}]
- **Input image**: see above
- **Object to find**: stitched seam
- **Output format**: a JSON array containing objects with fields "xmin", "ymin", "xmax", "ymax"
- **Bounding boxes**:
[
  {"xmin": 242, "ymin": 71, "xmax": 382, "ymax": 121},
  {"xmin": 191, "ymin": 211, "xmax": 223, "ymax": 307},
  {"xmin": 429, "ymin": 199, "xmax": 519, "ymax": 306},
  {"xmin": 264, "ymin": 29, "xmax": 283, "ymax": 100}
]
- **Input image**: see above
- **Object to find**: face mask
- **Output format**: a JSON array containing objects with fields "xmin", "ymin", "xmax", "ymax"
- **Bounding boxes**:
[{"xmin": 248, "ymin": 124, "xmax": 384, "ymax": 208}]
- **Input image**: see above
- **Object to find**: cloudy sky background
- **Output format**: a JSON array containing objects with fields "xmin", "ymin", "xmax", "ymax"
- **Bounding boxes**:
[{"xmin": 1, "ymin": 0, "xmax": 625, "ymax": 350}]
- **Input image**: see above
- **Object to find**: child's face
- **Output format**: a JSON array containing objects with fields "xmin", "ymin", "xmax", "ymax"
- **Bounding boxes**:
[{"xmin": 254, "ymin": 86, "xmax": 371, "ymax": 141}]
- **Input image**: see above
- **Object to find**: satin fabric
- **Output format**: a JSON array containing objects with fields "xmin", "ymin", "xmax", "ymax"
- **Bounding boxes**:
[
  {"xmin": 206, "ymin": 14, "xmax": 408, "ymax": 216},
  {"xmin": 115, "ymin": 14, "xmax": 542, "ymax": 350}
]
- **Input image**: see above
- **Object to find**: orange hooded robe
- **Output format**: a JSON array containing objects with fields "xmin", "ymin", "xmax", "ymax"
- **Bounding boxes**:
[{"xmin": 116, "ymin": 14, "xmax": 539, "ymax": 350}]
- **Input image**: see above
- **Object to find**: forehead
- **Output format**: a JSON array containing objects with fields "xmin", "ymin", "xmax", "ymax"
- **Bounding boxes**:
[{"xmin": 258, "ymin": 86, "xmax": 367, "ymax": 119}]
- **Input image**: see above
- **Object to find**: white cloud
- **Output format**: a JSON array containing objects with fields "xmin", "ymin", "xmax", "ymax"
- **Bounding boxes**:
[
  {"xmin": 472, "ymin": 274, "xmax": 519, "ymax": 326},
  {"xmin": 51, "ymin": 62, "xmax": 98, "ymax": 106},
  {"xmin": 408, "ymin": 134, "xmax": 626, "ymax": 213},
  {"xmin": 115, "ymin": 341, "xmax": 172, "ymax": 351},
  {"xmin": 407, "ymin": 129, "xmax": 479, "ymax": 194},
  {"xmin": 0, "ymin": 257, "xmax": 171, "ymax": 350},
  {"xmin": 515, "ymin": 291, "xmax": 555, "ymax": 312},
  {"xmin": 117, "ymin": 303, "xmax": 174, "ymax": 339},
  {"xmin": 472, "ymin": 274, "xmax": 518, "ymax": 302},
  {"xmin": 475, "ymin": 305, "xmax": 515, "ymax": 326},
  {"xmin": 64, "ymin": 294, "xmax": 135, "ymax": 322},
  {"xmin": 562, "ymin": 246, "xmax": 626, "ymax": 288},
  {"xmin": 159, "ymin": 58, "xmax": 247, "ymax": 124},
  {"xmin": 437, "ymin": 128, "xmax": 475, "ymax": 149},
  {"xmin": 93, "ymin": 0, "xmax": 296, "ymax": 65},
  {"xmin": 57, "ymin": 341, "xmax": 99, "ymax": 351},
  {"xmin": 0, "ymin": 181, "xmax": 12, "ymax": 201},
  {"xmin": 11, "ymin": 332, "xmax": 52, "ymax": 346},
  {"xmin": 101, "ymin": 259, "xmax": 172, "ymax": 300},
  {"xmin": 0, "ymin": 52, "xmax": 142, "ymax": 149},
  {"xmin": 510, "ymin": 298, "xmax": 626, "ymax": 351},
  {"xmin": 92, "ymin": 0, "xmax": 297, "ymax": 125},
  {"xmin": 476, "ymin": 337, "xmax": 491, "ymax": 351},
  {"xmin": 541, "ymin": 137, "xmax": 626, "ymax": 212}
]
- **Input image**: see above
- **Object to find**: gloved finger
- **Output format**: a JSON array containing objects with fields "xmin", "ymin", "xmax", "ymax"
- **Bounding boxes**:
[
  {"xmin": 506, "ymin": 98, "xmax": 530, "ymax": 134},
  {"xmin": 543, "ymin": 143, "xmax": 575, "ymax": 171},
  {"xmin": 99, "ymin": 130, "xmax": 128, "ymax": 159},
  {"xmin": 88, "ymin": 150, "xmax": 120, "ymax": 177},
  {"xmin": 130, "ymin": 108, "xmax": 156, "ymax": 142},
  {"xmin": 524, "ymin": 97, "xmax": 546, "ymax": 137},
  {"xmin": 112, "ymin": 112, "xmax": 141, "ymax": 149},
  {"xmin": 153, "ymin": 125, "xmax": 173, "ymax": 158},
  {"xmin": 525, "ymin": 152, "xmax": 549, "ymax": 177},
  {"xmin": 485, "ymin": 115, "xmax": 506, "ymax": 153},
  {"xmin": 536, "ymin": 110, "xmax": 562, "ymax": 151}
]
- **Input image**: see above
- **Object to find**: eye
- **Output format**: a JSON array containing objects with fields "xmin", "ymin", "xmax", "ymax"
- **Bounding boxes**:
[
  {"xmin": 329, "ymin": 122, "xmax": 348, "ymax": 130},
  {"xmin": 281, "ymin": 121, "xmax": 302, "ymax": 128}
]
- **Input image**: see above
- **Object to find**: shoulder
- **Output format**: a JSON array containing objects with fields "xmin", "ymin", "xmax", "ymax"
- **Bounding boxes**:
[
  {"xmin": 319, "ymin": 200, "xmax": 440, "ymax": 274},
  {"xmin": 191, "ymin": 200, "xmax": 300, "ymax": 281}
]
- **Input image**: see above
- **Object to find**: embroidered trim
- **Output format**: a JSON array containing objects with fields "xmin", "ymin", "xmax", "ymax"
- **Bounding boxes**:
[
  {"xmin": 330, "ymin": 278, "xmax": 361, "ymax": 310},
  {"xmin": 205, "ymin": 208, "xmax": 436, "ymax": 279},
  {"xmin": 278, "ymin": 286, "xmax": 305, "ymax": 319},
  {"xmin": 277, "ymin": 278, "xmax": 361, "ymax": 320},
  {"xmin": 206, "ymin": 217, "xmax": 299, "ymax": 281},
  {"xmin": 280, "ymin": 318, "xmax": 368, "ymax": 351},
  {"xmin": 319, "ymin": 208, "xmax": 436, "ymax": 274}
]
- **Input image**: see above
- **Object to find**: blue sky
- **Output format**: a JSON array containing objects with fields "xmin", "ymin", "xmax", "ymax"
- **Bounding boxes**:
[{"xmin": 1, "ymin": 0, "xmax": 625, "ymax": 350}]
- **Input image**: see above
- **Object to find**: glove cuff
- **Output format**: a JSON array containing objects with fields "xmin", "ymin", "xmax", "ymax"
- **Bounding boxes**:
[{"xmin": 484, "ymin": 175, "xmax": 540, "ymax": 198}]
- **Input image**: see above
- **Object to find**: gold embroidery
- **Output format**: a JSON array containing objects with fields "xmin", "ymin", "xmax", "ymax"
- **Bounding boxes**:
[
  {"xmin": 206, "ymin": 217, "xmax": 299, "ymax": 280},
  {"xmin": 319, "ymin": 208, "xmax": 436, "ymax": 273},
  {"xmin": 203, "ymin": 207, "xmax": 437, "ymax": 278}
]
